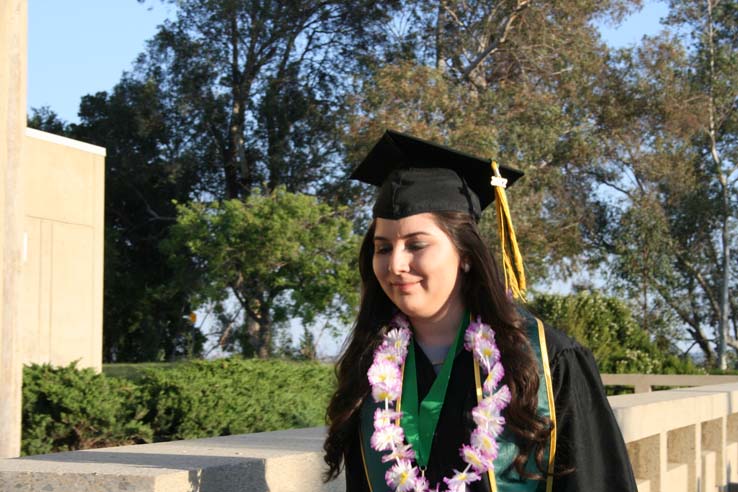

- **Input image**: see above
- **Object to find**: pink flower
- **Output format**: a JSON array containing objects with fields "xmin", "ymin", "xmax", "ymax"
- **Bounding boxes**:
[
  {"xmin": 379, "ymin": 327, "xmax": 411, "ymax": 364},
  {"xmin": 464, "ymin": 323, "xmax": 481, "ymax": 351},
  {"xmin": 490, "ymin": 385, "xmax": 511, "ymax": 410},
  {"xmin": 371, "ymin": 423, "xmax": 405, "ymax": 452},
  {"xmin": 485, "ymin": 361, "xmax": 505, "ymax": 389},
  {"xmin": 381, "ymin": 443, "xmax": 416, "ymax": 463},
  {"xmin": 371, "ymin": 379, "xmax": 402, "ymax": 402},
  {"xmin": 472, "ymin": 400, "xmax": 506, "ymax": 436},
  {"xmin": 413, "ymin": 474, "xmax": 430, "ymax": 492},
  {"xmin": 368, "ymin": 359, "xmax": 402, "ymax": 387},
  {"xmin": 443, "ymin": 469, "xmax": 481, "ymax": 492},
  {"xmin": 473, "ymin": 338, "xmax": 499, "ymax": 372},
  {"xmin": 374, "ymin": 408, "xmax": 402, "ymax": 430},
  {"xmin": 385, "ymin": 460, "xmax": 418, "ymax": 492},
  {"xmin": 488, "ymin": 413, "xmax": 506, "ymax": 437},
  {"xmin": 460, "ymin": 444, "xmax": 495, "ymax": 473},
  {"xmin": 375, "ymin": 344, "xmax": 403, "ymax": 364},
  {"xmin": 368, "ymin": 359, "xmax": 402, "ymax": 402},
  {"xmin": 470, "ymin": 428, "xmax": 498, "ymax": 457}
]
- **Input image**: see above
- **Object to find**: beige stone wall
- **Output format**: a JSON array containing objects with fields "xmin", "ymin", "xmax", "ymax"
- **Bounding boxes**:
[
  {"xmin": 21, "ymin": 128, "xmax": 105, "ymax": 371},
  {"xmin": 0, "ymin": 0, "xmax": 28, "ymax": 460}
]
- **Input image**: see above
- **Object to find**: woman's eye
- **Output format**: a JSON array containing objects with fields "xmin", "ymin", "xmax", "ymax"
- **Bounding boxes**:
[
  {"xmin": 375, "ymin": 244, "xmax": 391, "ymax": 255},
  {"xmin": 407, "ymin": 242, "xmax": 427, "ymax": 251}
]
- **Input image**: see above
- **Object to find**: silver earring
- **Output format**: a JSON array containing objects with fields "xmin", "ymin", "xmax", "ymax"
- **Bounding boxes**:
[{"xmin": 463, "ymin": 263, "xmax": 470, "ymax": 273}]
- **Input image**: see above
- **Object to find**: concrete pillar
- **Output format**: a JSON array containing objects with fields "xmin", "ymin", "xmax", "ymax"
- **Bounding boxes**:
[
  {"xmin": 667, "ymin": 424, "xmax": 699, "ymax": 491},
  {"xmin": 0, "ymin": 0, "xmax": 26, "ymax": 459},
  {"xmin": 627, "ymin": 433, "xmax": 663, "ymax": 491},
  {"xmin": 702, "ymin": 417, "xmax": 726, "ymax": 487}
]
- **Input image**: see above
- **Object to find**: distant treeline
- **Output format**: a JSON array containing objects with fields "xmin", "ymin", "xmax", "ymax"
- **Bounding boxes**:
[{"xmin": 28, "ymin": 0, "xmax": 738, "ymax": 367}]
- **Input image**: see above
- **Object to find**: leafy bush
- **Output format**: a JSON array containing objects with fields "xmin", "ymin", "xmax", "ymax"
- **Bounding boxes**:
[
  {"xmin": 528, "ymin": 291, "xmax": 699, "ymax": 375},
  {"xmin": 140, "ymin": 358, "xmax": 335, "ymax": 441},
  {"xmin": 22, "ymin": 363, "xmax": 152, "ymax": 455},
  {"xmin": 22, "ymin": 358, "xmax": 336, "ymax": 454},
  {"xmin": 103, "ymin": 362, "xmax": 180, "ymax": 382}
]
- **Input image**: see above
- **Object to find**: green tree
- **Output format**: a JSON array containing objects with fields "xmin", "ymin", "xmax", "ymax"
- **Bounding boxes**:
[
  {"xmin": 529, "ymin": 291, "xmax": 698, "ymax": 374},
  {"xmin": 138, "ymin": 0, "xmax": 400, "ymax": 200},
  {"xmin": 164, "ymin": 188, "xmax": 359, "ymax": 358},
  {"xmin": 27, "ymin": 106, "xmax": 67, "ymax": 134},
  {"xmin": 341, "ymin": 0, "xmax": 641, "ymax": 280},
  {"xmin": 586, "ymin": 0, "xmax": 738, "ymax": 367}
]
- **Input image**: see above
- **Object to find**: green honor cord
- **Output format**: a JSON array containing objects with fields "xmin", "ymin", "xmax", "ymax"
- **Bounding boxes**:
[{"xmin": 400, "ymin": 311, "xmax": 469, "ymax": 468}]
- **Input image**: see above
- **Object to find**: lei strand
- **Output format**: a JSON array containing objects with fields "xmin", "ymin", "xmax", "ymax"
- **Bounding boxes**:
[{"xmin": 367, "ymin": 312, "xmax": 510, "ymax": 492}]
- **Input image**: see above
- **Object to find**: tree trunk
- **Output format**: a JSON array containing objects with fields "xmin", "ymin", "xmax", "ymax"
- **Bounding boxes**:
[
  {"xmin": 705, "ymin": 0, "xmax": 729, "ymax": 369},
  {"xmin": 257, "ymin": 304, "xmax": 272, "ymax": 359}
]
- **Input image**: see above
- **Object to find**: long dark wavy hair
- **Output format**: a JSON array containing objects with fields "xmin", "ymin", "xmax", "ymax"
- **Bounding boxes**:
[{"xmin": 323, "ymin": 211, "xmax": 552, "ymax": 481}]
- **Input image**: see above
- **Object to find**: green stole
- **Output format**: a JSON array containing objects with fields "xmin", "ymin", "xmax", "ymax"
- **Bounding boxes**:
[{"xmin": 359, "ymin": 313, "xmax": 556, "ymax": 492}]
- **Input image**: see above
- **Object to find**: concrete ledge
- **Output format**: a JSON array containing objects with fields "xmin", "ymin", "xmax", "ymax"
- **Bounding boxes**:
[
  {"xmin": 7, "ymin": 383, "xmax": 738, "ymax": 492},
  {"xmin": 609, "ymin": 382, "xmax": 738, "ymax": 443},
  {"xmin": 0, "ymin": 427, "xmax": 343, "ymax": 492}
]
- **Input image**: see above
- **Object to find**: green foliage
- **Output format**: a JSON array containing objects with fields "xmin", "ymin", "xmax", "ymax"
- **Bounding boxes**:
[
  {"xmin": 22, "ymin": 363, "xmax": 152, "ymax": 456},
  {"xmin": 585, "ymin": 0, "xmax": 738, "ymax": 366},
  {"xmin": 342, "ymin": 0, "xmax": 642, "ymax": 281},
  {"xmin": 23, "ymin": 359, "xmax": 336, "ymax": 455},
  {"xmin": 139, "ymin": 358, "xmax": 334, "ymax": 441},
  {"xmin": 529, "ymin": 292, "xmax": 699, "ymax": 374},
  {"xmin": 164, "ymin": 188, "xmax": 360, "ymax": 357},
  {"xmin": 103, "ymin": 362, "xmax": 181, "ymax": 382}
]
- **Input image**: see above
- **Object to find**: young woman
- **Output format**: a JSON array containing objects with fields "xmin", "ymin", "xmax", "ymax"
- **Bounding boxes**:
[{"xmin": 324, "ymin": 130, "xmax": 637, "ymax": 492}]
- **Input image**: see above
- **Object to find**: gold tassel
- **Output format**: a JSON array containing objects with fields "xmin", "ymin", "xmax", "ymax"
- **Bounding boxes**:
[{"xmin": 491, "ymin": 161, "xmax": 526, "ymax": 301}]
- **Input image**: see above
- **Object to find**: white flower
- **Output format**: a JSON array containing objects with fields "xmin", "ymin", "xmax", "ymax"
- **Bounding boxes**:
[
  {"xmin": 443, "ymin": 469, "xmax": 481, "ymax": 492},
  {"xmin": 381, "ymin": 443, "xmax": 416, "ymax": 463},
  {"xmin": 371, "ymin": 423, "xmax": 405, "ymax": 452},
  {"xmin": 385, "ymin": 460, "xmax": 419, "ymax": 492},
  {"xmin": 374, "ymin": 408, "xmax": 402, "ymax": 429}
]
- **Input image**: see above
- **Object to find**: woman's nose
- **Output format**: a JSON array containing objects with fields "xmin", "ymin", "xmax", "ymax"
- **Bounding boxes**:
[{"xmin": 388, "ymin": 248, "xmax": 410, "ymax": 274}]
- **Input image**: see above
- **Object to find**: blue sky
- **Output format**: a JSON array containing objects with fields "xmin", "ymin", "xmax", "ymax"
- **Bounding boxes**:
[{"xmin": 28, "ymin": 1, "xmax": 670, "ymax": 124}]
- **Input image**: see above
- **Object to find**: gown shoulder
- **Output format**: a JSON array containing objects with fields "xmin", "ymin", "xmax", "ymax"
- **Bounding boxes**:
[{"xmin": 535, "ymin": 319, "xmax": 638, "ymax": 492}]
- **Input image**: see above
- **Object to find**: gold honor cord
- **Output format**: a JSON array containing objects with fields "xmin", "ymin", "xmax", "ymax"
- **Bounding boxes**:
[
  {"xmin": 536, "ymin": 318, "xmax": 557, "ymax": 492},
  {"xmin": 359, "ymin": 431, "xmax": 374, "ymax": 492},
  {"xmin": 491, "ymin": 161, "xmax": 526, "ymax": 302},
  {"xmin": 396, "ymin": 361, "xmax": 405, "ymax": 422},
  {"xmin": 473, "ymin": 357, "xmax": 498, "ymax": 492}
]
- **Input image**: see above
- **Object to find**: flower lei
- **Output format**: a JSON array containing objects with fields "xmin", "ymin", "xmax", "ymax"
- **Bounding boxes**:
[{"xmin": 368, "ymin": 312, "xmax": 510, "ymax": 492}]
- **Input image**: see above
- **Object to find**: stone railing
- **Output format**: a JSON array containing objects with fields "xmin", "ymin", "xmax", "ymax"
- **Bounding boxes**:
[
  {"xmin": 609, "ymin": 381, "xmax": 738, "ymax": 492},
  {"xmin": 3, "ymin": 378, "xmax": 738, "ymax": 492},
  {"xmin": 602, "ymin": 373, "xmax": 738, "ymax": 394}
]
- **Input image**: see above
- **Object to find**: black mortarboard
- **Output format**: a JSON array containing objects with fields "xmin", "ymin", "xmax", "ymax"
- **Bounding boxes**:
[{"xmin": 349, "ymin": 129, "xmax": 524, "ymax": 221}]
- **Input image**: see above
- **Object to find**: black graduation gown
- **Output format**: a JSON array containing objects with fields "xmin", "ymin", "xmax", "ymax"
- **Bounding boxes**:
[{"xmin": 344, "ymin": 322, "xmax": 638, "ymax": 492}]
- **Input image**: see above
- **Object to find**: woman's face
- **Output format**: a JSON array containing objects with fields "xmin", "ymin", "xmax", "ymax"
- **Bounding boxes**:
[{"xmin": 372, "ymin": 213, "xmax": 464, "ymax": 321}]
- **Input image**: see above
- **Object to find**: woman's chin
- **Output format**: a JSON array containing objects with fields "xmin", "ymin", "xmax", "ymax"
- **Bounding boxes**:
[{"xmin": 392, "ymin": 299, "xmax": 432, "ymax": 320}]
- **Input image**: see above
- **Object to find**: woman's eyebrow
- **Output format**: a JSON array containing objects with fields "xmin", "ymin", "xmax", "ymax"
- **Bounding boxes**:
[{"xmin": 373, "ymin": 232, "xmax": 431, "ymax": 241}]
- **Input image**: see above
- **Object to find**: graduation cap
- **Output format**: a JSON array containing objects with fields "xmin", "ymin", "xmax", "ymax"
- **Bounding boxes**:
[
  {"xmin": 350, "ymin": 129, "xmax": 523, "ymax": 221},
  {"xmin": 350, "ymin": 129, "xmax": 528, "ymax": 299}
]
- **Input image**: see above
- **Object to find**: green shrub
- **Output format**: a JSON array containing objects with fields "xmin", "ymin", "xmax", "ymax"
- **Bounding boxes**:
[
  {"xmin": 22, "ymin": 363, "xmax": 152, "ymax": 456},
  {"xmin": 529, "ymin": 291, "xmax": 700, "ymax": 375},
  {"xmin": 140, "ymin": 358, "xmax": 335, "ymax": 441},
  {"xmin": 22, "ymin": 358, "xmax": 337, "ymax": 455},
  {"xmin": 103, "ymin": 362, "xmax": 180, "ymax": 382}
]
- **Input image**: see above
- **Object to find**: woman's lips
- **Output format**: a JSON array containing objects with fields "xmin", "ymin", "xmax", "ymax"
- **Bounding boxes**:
[{"xmin": 391, "ymin": 280, "xmax": 420, "ymax": 293}]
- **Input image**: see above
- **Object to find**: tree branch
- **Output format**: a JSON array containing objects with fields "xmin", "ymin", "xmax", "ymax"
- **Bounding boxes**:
[{"xmin": 460, "ymin": 0, "xmax": 529, "ymax": 81}]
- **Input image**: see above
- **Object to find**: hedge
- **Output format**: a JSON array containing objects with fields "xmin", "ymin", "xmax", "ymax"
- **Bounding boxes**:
[{"xmin": 22, "ymin": 358, "xmax": 335, "ymax": 456}]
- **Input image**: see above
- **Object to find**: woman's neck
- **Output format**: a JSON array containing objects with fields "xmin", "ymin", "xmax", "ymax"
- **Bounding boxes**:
[{"xmin": 409, "ymin": 301, "xmax": 465, "ymax": 348}]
